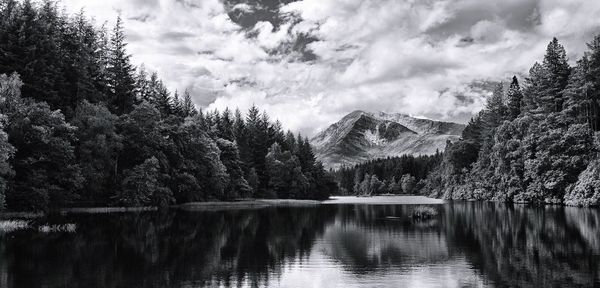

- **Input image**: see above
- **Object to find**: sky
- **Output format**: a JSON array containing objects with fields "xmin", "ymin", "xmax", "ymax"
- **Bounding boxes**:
[{"xmin": 61, "ymin": 0, "xmax": 600, "ymax": 136}]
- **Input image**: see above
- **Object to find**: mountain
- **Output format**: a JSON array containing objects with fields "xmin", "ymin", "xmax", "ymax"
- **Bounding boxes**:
[{"xmin": 310, "ymin": 111, "xmax": 465, "ymax": 169}]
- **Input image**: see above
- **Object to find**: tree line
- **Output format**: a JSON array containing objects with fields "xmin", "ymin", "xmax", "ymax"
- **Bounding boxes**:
[
  {"xmin": 0, "ymin": 0, "xmax": 336, "ymax": 211},
  {"xmin": 331, "ymin": 153, "xmax": 442, "ymax": 195},
  {"xmin": 421, "ymin": 36, "xmax": 600, "ymax": 206}
]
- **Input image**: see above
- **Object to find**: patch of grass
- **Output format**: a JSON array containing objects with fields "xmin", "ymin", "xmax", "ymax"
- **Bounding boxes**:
[
  {"xmin": 0, "ymin": 220, "xmax": 30, "ymax": 233},
  {"xmin": 411, "ymin": 206, "xmax": 438, "ymax": 220}
]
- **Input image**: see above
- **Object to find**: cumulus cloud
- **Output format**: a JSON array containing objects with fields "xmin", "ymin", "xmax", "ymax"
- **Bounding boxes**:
[{"xmin": 61, "ymin": 0, "xmax": 600, "ymax": 136}]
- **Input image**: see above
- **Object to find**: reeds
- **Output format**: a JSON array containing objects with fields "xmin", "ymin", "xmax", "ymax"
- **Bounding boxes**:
[
  {"xmin": 411, "ymin": 206, "xmax": 438, "ymax": 220},
  {"xmin": 0, "ymin": 220, "xmax": 30, "ymax": 233}
]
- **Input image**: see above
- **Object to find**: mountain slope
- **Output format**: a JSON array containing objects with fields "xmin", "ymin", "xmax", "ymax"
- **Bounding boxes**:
[{"xmin": 310, "ymin": 111, "xmax": 465, "ymax": 169}]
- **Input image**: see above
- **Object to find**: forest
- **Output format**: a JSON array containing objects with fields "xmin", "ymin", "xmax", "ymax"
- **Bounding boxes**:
[
  {"xmin": 0, "ymin": 0, "xmax": 337, "ymax": 212},
  {"xmin": 420, "ymin": 36, "xmax": 600, "ymax": 206},
  {"xmin": 331, "ymin": 153, "xmax": 442, "ymax": 195}
]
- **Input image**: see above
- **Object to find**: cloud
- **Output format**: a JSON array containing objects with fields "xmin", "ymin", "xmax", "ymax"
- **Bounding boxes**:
[{"xmin": 61, "ymin": 0, "xmax": 600, "ymax": 136}]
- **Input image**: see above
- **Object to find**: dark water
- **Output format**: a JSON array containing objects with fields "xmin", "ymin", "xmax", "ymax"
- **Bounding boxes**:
[{"xmin": 1, "ymin": 201, "xmax": 600, "ymax": 288}]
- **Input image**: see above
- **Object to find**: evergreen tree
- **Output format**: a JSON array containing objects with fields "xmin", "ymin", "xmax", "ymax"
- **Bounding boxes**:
[
  {"xmin": 541, "ymin": 38, "xmax": 571, "ymax": 113},
  {"xmin": 181, "ymin": 89, "xmax": 197, "ymax": 117},
  {"xmin": 172, "ymin": 90, "xmax": 183, "ymax": 117},
  {"xmin": 107, "ymin": 16, "xmax": 136, "ymax": 115},
  {"xmin": 523, "ymin": 62, "xmax": 545, "ymax": 114},
  {"xmin": 483, "ymin": 83, "xmax": 507, "ymax": 131},
  {"xmin": 218, "ymin": 108, "xmax": 234, "ymax": 141},
  {"xmin": 506, "ymin": 76, "xmax": 523, "ymax": 120},
  {"xmin": 154, "ymin": 80, "xmax": 172, "ymax": 116}
]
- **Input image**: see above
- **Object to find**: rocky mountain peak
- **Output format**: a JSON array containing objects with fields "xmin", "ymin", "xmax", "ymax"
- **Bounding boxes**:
[{"xmin": 310, "ymin": 111, "xmax": 465, "ymax": 169}]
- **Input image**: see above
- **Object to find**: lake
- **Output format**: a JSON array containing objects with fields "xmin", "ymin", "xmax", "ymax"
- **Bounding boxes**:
[{"xmin": 0, "ymin": 196, "xmax": 599, "ymax": 288}]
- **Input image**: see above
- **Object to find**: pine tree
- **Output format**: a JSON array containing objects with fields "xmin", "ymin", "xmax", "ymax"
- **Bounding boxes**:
[
  {"xmin": 135, "ymin": 65, "xmax": 151, "ymax": 103},
  {"xmin": 172, "ymin": 90, "xmax": 183, "ymax": 116},
  {"xmin": 541, "ymin": 38, "xmax": 571, "ymax": 113},
  {"xmin": 107, "ymin": 16, "xmax": 136, "ymax": 115},
  {"xmin": 581, "ymin": 34, "xmax": 600, "ymax": 130},
  {"xmin": 482, "ymin": 83, "xmax": 507, "ymax": 133},
  {"xmin": 284, "ymin": 130, "xmax": 297, "ymax": 153},
  {"xmin": 246, "ymin": 105, "xmax": 267, "ymax": 192},
  {"xmin": 523, "ymin": 62, "xmax": 545, "ymax": 114},
  {"xmin": 563, "ymin": 57, "xmax": 594, "ymax": 127},
  {"xmin": 154, "ymin": 80, "xmax": 172, "ymax": 116},
  {"xmin": 506, "ymin": 76, "xmax": 523, "ymax": 120},
  {"xmin": 218, "ymin": 108, "xmax": 234, "ymax": 141},
  {"xmin": 181, "ymin": 89, "xmax": 197, "ymax": 117}
]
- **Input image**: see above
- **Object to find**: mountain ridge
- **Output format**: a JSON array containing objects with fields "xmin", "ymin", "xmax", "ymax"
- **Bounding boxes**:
[{"xmin": 310, "ymin": 110, "xmax": 465, "ymax": 169}]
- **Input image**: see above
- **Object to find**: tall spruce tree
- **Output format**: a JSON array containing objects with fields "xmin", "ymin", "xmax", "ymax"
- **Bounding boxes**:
[
  {"xmin": 541, "ymin": 37, "xmax": 571, "ymax": 113},
  {"xmin": 506, "ymin": 76, "xmax": 523, "ymax": 120},
  {"xmin": 523, "ymin": 62, "xmax": 545, "ymax": 114},
  {"xmin": 581, "ymin": 34, "xmax": 600, "ymax": 130},
  {"xmin": 107, "ymin": 16, "xmax": 136, "ymax": 115},
  {"xmin": 181, "ymin": 89, "xmax": 197, "ymax": 117}
]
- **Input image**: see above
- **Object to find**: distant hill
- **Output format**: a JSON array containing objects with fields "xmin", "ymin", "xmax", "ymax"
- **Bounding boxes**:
[{"xmin": 310, "ymin": 111, "xmax": 465, "ymax": 169}]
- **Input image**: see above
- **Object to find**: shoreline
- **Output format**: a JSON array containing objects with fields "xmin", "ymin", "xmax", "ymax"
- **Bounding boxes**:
[
  {"xmin": 2, "ymin": 195, "xmax": 596, "ymax": 217},
  {"xmin": 0, "ymin": 196, "xmax": 445, "ymax": 217}
]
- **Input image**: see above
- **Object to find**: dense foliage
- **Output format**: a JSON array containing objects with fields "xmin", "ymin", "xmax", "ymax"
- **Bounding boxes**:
[
  {"xmin": 0, "ymin": 0, "xmax": 336, "ymax": 211},
  {"xmin": 331, "ymin": 153, "xmax": 442, "ymax": 195},
  {"xmin": 421, "ymin": 36, "xmax": 600, "ymax": 206}
]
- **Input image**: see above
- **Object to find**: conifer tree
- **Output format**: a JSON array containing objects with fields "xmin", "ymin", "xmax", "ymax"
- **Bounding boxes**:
[
  {"xmin": 218, "ymin": 108, "xmax": 234, "ymax": 141},
  {"xmin": 506, "ymin": 76, "xmax": 523, "ymax": 120},
  {"xmin": 107, "ymin": 16, "xmax": 136, "ymax": 115},
  {"xmin": 154, "ymin": 80, "xmax": 172, "ymax": 116},
  {"xmin": 542, "ymin": 38, "xmax": 571, "ymax": 112},
  {"xmin": 172, "ymin": 90, "xmax": 183, "ymax": 116},
  {"xmin": 483, "ymin": 83, "xmax": 507, "ymax": 133},
  {"xmin": 181, "ymin": 89, "xmax": 197, "ymax": 117},
  {"xmin": 580, "ymin": 34, "xmax": 600, "ymax": 130},
  {"xmin": 523, "ymin": 62, "xmax": 545, "ymax": 114}
]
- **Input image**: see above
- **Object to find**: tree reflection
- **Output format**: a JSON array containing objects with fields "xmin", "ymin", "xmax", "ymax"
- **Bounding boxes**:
[
  {"xmin": 0, "ymin": 203, "xmax": 599, "ymax": 288},
  {"xmin": 443, "ymin": 202, "xmax": 600, "ymax": 287},
  {"xmin": 0, "ymin": 207, "xmax": 336, "ymax": 288}
]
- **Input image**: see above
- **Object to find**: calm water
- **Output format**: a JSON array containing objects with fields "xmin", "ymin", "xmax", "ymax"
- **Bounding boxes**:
[{"xmin": 1, "ymin": 198, "xmax": 600, "ymax": 288}]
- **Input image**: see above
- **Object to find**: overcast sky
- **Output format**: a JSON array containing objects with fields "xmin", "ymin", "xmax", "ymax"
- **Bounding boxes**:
[{"xmin": 61, "ymin": 0, "xmax": 600, "ymax": 136}]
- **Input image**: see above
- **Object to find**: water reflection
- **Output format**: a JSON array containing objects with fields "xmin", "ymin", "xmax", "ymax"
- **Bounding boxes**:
[{"xmin": 0, "ymin": 202, "xmax": 598, "ymax": 287}]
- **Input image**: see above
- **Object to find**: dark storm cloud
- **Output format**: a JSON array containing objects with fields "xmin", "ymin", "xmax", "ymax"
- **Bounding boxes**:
[
  {"xmin": 222, "ymin": 0, "xmax": 299, "ymax": 29},
  {"xmin": 221, "ymin": 0, "xmax": 318, "ymax": 61}
]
